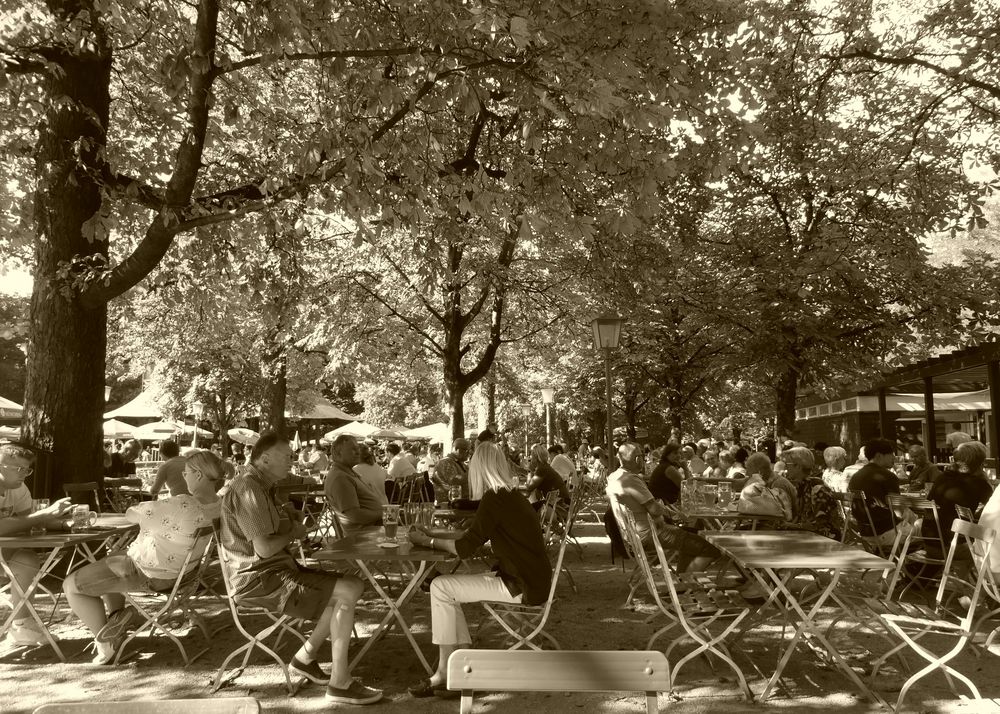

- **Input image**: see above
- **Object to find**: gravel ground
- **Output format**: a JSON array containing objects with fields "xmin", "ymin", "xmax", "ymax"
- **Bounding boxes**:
[{"xmin": 3, "ymin": 521, "xmax": 1000, "ymax": 714}]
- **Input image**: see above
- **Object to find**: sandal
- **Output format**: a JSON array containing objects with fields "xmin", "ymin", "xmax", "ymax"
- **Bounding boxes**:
[{"xmin": 408, "ymin": 679, "xmax": 459, "ymax": 699}]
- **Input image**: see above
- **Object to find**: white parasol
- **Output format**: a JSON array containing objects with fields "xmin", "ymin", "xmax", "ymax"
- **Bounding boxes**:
[
  {"xmin": 228, "ymin": 427, "xmax": 260, "ymax": 446},
  {"xmin": 103, "ymin": 419, "xmax": 136, "ymax": 439}
]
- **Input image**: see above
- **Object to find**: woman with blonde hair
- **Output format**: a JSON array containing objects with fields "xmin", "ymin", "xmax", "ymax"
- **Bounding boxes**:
[
  {"xmin": 64, "ymin": 449, "xmax": 225, "ymax": 663},
  {"xmin": 407, "ymin": 442, "xmax": 551, "ymax": 698}
]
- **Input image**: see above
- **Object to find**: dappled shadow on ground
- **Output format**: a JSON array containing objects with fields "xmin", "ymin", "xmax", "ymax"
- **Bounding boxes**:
[{"xmin": 4, "ymin": 521, "xmax": 1000, "ymax": 713}]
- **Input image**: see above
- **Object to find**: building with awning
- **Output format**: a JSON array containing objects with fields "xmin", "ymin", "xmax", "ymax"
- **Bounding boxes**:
[{"xmin": 794, "ymin": 340, "xmax": 999, "ymax": 462}]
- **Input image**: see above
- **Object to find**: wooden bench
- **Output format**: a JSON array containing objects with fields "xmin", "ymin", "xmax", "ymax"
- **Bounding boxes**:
[{"xmin": 446, "ymin": 649, "xmax": 670, "ymax": 714}]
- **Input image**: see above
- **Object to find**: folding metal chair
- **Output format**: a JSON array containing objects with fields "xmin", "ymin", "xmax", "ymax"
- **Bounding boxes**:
[
  {"xmin": 613, "ymin": 499, "xmax": 753, "ymax": 700},
  {"xmin": 479, "ymin": 525, "xmax": 571, "ymax": 650},
  {"xmin": 538, "ymin": 491, "xmax": 576, "ymax": 593},
  {"xmin": 211, "ymin": 527, "xmax": 308, "ymax": 696},
  {"xmin": 114, "ymin": 525, "xmax": 216, "ymax": 665},
  {"xmin": 886, "ymin": 494, "xmax": 948, "ymax": 603},
  {"xmin": 867, "ymin": 520, "xmax": 997, "ymax": 712},
  {"xmin": 607, "ymin": 497, "xmax": 654, "ymax": 608}
]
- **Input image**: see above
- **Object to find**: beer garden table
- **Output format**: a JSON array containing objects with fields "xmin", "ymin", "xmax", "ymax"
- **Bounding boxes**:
[
  {"xmin": 0, "ymin": 514, "xmax": 137, "ymax": 660},
  {"xmin": 701, "ymin": 529, "xmax": 894, "ymax": 707},
  {"xmin": 313, "ymin": 526, "xmax": 455, "ymax": 674}
]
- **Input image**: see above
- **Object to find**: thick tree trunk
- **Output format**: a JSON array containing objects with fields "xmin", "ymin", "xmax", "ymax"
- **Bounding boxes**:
[
  {"xmin": 22, "ymin": 39, "xmax": 112, "ymax": 499},
  {"xmin": 775, "ymin": 367, "xmax": 799, "ymax": 437},
  {"xmin": 445, "ymin": 380, "xmax": 465, "ymax": 443},
  {"xmin": 485, "ymin": 374, "xmax": 496, "ymax": 426},
  {"xmin": 261, "ymin": 352, "xmax": 287, "ymax": 436}
]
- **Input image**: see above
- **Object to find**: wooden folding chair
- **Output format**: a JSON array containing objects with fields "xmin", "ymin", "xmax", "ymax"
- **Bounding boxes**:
[
  {"xmin": 867, "ymin": 520, "xmax": 997, "ymax": 712},
  {"xmin": 114, "ymin": 525, "xmax": 216, "ymax": 665},
  {"xmin": 479, "ymin": 525, "xmax": 571, "ymax": 650},
  {"xmin": 613, "ymin": 499, "xmax": 752, "ymax": 700},
  {"xmin": 211, "ymin": 526, "xmax": 308, "ymax": 696}
]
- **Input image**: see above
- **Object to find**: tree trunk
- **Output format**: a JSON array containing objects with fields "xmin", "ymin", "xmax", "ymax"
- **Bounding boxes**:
[
  {"xmin": 261, "ymin": 352, "xmax": 287, "ymax": 436},
  {"xmin": 445, "ymin": 379, "xmax": 466, "ymax": 443},
  {"xmin": 485, "ymin": 373, "xmax": 496, "ymax": 426},
  {"xmin": 22, "ymin": 37, "xmax": 112, "ymax": 499},
  {"xmin": 775, "ymin": 366, "xmax": 798, "ymax": 437}
]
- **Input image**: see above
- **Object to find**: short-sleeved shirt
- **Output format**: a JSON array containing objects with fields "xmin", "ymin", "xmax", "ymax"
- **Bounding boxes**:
[
  {"xmin": 0, "ymin": 483, "xmax": 32, "ymax": 519},
  {"xmin": 325, "ymin": 462, "xmax": 382, "ymax": 531},
  {"xmin": 220, "ymin": 466, "xmax": 298, "ymax": 597},
  {"xmin": 946, "ymin": 431, "xmax": 973, "ymax": 449},
  {"xmin": 126, "ymin": 494, "xmax": 213, "ymax": 579},
  {"xmin": 352, "ymin": 463, "xmax": 390, "ymax": 506},
  {"xmin": 848, "ymin": 463, "xmax": 900, "ymax": 536},
  {"xmin": 550, "ymin": 454, "xmax": 577, "ymax": 483},
  {"xmin": 606, "ymin": 468, "xmax": 655, "ymax": 541},
  {"xmin": 387, "ymin": 454, "xmax": 417, "ymax": 479}
]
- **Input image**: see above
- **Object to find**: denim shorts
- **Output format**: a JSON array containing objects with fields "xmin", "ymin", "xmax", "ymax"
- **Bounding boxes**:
[{"xmin": 71, "ymin": 554, "xmax": 175, "ymax": 596}]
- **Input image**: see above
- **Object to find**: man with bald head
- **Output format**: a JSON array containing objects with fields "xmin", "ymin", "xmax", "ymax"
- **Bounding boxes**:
[
  {"xmin": 606, "ymin": 442, "xmax": 720, "ymax": 573},
  {"xmin": 906, "ymin": 444, "xmax": 940, "ymax": 489},
  {"xmin": 432, "ymin": 438, "xmax": 471, "ymax": 501}
]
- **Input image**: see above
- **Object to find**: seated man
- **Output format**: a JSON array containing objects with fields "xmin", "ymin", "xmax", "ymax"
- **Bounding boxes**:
[
  {"xmin": 221, "ymin": 432, "xmax": 381, "ymax": 704},
  {"xmin": 324, "ymin": 435, "xmax": 382, "ymax": 533},
  {"xmin": 432, "ymin": 438, "xmax": 470, "ymax": 502},
  {"xmin": 547, "ymin": 444, "xmax": 578, "ymax": 487},
  {"xmin": 525, "ymin": 444, "xmax": 571, "ymax": 510},
  {"xmin": 607, "ymin": 442, "xmax": 719, "ymax": 573},
  {"xmin": 847, "ymin": 438, "xmax": 901, "ymax": 546},
  {"xmin": 386, "ymin": 443, "xmax": 417, "ymax": 480},
  {"xmin": 906, "ymin": 444, "xmax": 941, "ymax": 490},
  {"xmin": 0, "ymin": 443, "xmax": 74, "ymax": 646},
  {"xmin": 149, "ymin": 439, "xmax": 188, "ymax": 497}
]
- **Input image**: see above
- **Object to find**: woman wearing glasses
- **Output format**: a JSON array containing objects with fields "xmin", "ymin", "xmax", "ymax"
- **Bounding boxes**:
[{"xmin": 63, "ymin": 449, "xmax": 225, "ymax": 663}]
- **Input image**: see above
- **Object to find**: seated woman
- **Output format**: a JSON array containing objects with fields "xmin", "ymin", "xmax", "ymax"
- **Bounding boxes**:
[
  {"xmin": 407, "ymin": 442, "xmax": 552, "ymax": 698},
  {"xmin": 821, "ymin": 446, "xmax": 849, "ymax": 493},
  {"xmin": 64, "ymin": 449, "xmax": 224, "ymax": 663},
  {"xmin": 524, "ymin": 443, "xmax": 570, "ymax": 510},
  {"xmin": 741, "ymin": 452, "xmax": 792, "ymax": 521},
  {"xmin": 648, "ymin": 443, "xmax": 683, "ymax": 505},
  {"xmin": 926, "ymin": 441, "xmax": 993, "ymax": 558}
]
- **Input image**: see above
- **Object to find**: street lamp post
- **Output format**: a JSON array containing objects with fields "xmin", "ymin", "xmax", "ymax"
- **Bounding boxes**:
[
  {"xmin": 192, "ymin": 400, "xmax": 205, "ymax": 449},
  {"xmin": 540, "ymin": 388, "xmax": 555, "ymax": 447},
  {"xmin": 591, "ymin": 317, "xmax": 624, "ymax": 460},
  {"xmin": 521, "ymin": 404, "xmax": 532, "ymax": 462}
]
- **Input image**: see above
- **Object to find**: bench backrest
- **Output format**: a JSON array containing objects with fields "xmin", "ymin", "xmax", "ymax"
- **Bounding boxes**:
[{"xmin": 447, "ymin": 648, "xmax": 669, "ymax": 694}]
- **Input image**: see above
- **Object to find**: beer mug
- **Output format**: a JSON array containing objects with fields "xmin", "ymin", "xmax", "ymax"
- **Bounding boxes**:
[
  {"xmin": 71, "ymin": 504, "xmax": 98, "ymax": 532},
  {"xmin": 382, "ymin": 504, "xmax": 400, "ymax": 541},
  {"xmin": 420, "ymin": 502, "xmax": 435, "ymax": 527}
]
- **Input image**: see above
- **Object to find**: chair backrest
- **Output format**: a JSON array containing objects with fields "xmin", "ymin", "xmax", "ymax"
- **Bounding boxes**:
[
  {"xmin": 937, "ymin": 519, "xmax": 996, "ymax": 628},
  {"xmin": 538, "ymin": 491, "xmax": 562, "ymax": 543},
  {"xmin": 64, "ymin": 481, "xmax": 101, "ymax": 513},
  {"xmin": 607, "ymin": 495, "xmax": 642, "ymax": 561},
  {"xmin": 888, "ymin": 493, "xmax": 945, "ymax": 551},
  {"xmin": 609, "ymin": 497, "xmax": 678, "ymax": 618},
  {"xmin": 955, "ymin": 505, "xmax": 975, "ymax": 522}
]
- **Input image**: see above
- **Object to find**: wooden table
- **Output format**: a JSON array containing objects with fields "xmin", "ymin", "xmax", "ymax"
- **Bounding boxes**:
[
  {"xmin": 0, "ymin": 514, "xmax": 137, "ymax": 660},
  {"xmin": 313, "ymin": 526, "xmax": 456, "ymax": 674},
  {"xmin": 701, "ymin": 530, "xmax": 894, "ymax": 706},
  {"xmin": 679, "ymin": 506, "xmax": 782, "ymax": 531}
]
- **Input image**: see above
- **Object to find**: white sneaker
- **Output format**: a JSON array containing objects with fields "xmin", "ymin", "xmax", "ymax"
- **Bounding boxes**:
[
  {"xmin": 9, "ymin": 620, "xmax": 48, "ymax": 646},
  {"xmin": 92, "ymin": 638, "xmax": 120, "ymax": 665}
]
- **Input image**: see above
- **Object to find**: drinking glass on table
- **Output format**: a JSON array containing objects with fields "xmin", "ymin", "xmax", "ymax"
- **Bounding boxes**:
[
  {"xmin": 448, "ymin": 485, "xmax": 462, "ymax": 503},
  {"xmin": 30, "ymin": 499, "xmax": 50, "ymax": 536},
  {"xmin": 717, "ymin": 482, "xmax": 732, "ymax": 508},
  {"xmin": 382, "ymin": 504, "xmax": 400, "ymax": 540},
  {"xmin": 701, "ymin": 484, "xmax": 718, "ymax": 509},
  {"xmin": 70, "ymin": 504, "xmax": 98, "ymax": 532}
]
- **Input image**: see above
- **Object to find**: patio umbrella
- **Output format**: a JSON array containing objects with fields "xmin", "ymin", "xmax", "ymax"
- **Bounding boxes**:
[
  {"xmin": 133, "ymin": 420, "xmax": 182, "ymax": 441},
  {"xmin": 323, "ymin": 421, "xmax": 404, "ymax": 441},
  {"xmin": 404, "ymin": 422, "xmax": 451, "ymax": 444},
  {"xmin": 291, "ymin": 430, "xmax": 302, "ymax": 451},
  {"xmin": 103, "ymin": 419, "xmax": 136, "ymax": 439},
  {"xmin": 228, "ymin": 427, "xmax": 260, "ymax": 446},
  {"xmin": 0, "ymin": 425, "xmax": 20, "ymax": 440},
  {"xmin": 177, "ymin": 423, "xmax": 214, "ymax": 438}
]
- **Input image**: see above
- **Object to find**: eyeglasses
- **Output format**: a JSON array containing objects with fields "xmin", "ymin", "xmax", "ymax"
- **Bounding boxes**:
[{"xmin": 0, "ymin": 463, "xmax": 33, "ymax": 476}]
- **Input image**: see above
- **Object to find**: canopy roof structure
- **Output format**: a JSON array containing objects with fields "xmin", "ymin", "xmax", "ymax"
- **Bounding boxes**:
[
  {"xmin": 104, "ymin": 390, "xmax": 163, "ymax": 419},
  {"xmin": 403, "ymin": 422, "xmax": 451, "ymax": 444},
  {"xmin": 103, "ymin": 419, "xmax": 136, "ymax": 439},
  {"xmin": 286, "ymin": 395, "xmax": 357, "ymax": 422},
  {"xmin": 0, "ymin": 395, "xmax": 22, "ymax": 419},
  {"xmin": 324, "ymin": 421, "xmax": 404, "ymax": 440}
]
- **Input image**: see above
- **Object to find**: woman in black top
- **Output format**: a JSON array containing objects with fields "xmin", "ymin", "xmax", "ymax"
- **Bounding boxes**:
[
  {"xmin": 408, "ymin": 442, "xmax": 552, "ymax": 698},
  {"xmin": 926, "ymin": 441, "xmax": 993, "ymax": 556},
  {"xmin": 649, "ymin": 443, "xmax": 683, "ymax": 504},
  {"xmin": 524, "ymin": 443, "xmax": 571, "ymax": 509}
]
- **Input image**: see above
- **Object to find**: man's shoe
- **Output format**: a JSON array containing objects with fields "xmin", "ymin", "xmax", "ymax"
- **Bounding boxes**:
[
  {"xmin": 289, "ymin": 656, "xmax": 328, "ymax": 684},
  {"xmin": 325, "ymin": 679, "xmax": 383, "ymax": 705},
  {"xmin": 96, "ymin": 606, "xmax": 139, "ymax": 643},
  {"xmin": 9, "ymin": 621, "xmax": 48, "ymax": 646}
]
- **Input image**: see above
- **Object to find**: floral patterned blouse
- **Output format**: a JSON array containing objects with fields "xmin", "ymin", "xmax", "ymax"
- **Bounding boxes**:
[
  {"xmin": 791, "ymin": 476, "xmax": 843, "ymax": 541},
  {"xmin": 126, "ymin": 495, "xmax": 218, "ymax": 580}
]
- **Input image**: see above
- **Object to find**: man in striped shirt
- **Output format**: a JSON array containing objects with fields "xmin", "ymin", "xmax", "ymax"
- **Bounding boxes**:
[{"xmin": 220, "ymin": 431, "xmax": 381, "ymax": 705}]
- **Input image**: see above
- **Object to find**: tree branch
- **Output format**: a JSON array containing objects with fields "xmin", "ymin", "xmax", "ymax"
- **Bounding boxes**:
[
  {"xmin": 210, "ymin": 46, "xmax": 422, "ymax": 78},
  {"xmin": 838, "ymin": 48, "xmax": 1000, "ymax": 102}
]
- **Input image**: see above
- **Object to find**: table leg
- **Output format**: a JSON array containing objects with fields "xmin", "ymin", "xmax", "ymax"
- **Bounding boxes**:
[
  {"xmin": 349, "ymin": 559, "xmax": 435, "ymax": 674},
  {"xmin": 0, "ymin": 546, "xmax": 68, "ymax": 661},
  {"xmin": 756, "ymin": 567, "xmax": 888, "ymax": 708}
]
